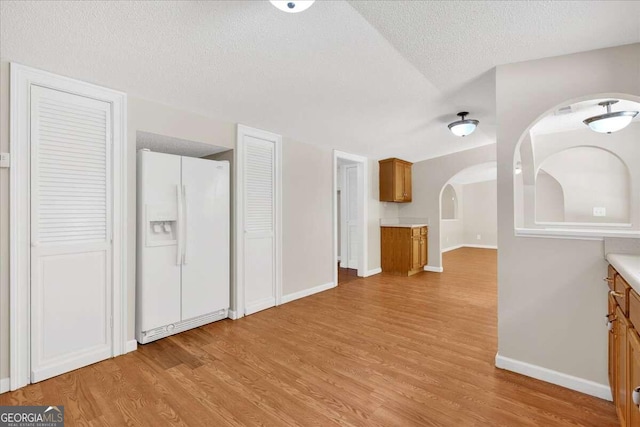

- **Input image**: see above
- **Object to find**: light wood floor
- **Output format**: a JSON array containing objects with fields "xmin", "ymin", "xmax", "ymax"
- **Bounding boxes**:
[{"xmin": 1, "ymin": 248, "xmax": 617, "ymax": 426}]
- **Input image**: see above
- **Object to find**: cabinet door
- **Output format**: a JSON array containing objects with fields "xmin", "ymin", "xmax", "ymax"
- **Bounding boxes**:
[
  {"xmin": 394, "ymin": 162, "xmax": 405, "ymax": 202},
  {"xmin": 628, "ymin": 329, "xmax": 640, "ymax": 426},
  {"xmin": 609, "ymin": 293, "xmax": 617, "ymax": 401},
  {"xmin": 616, "ymin": 306, "xmax": 628, "ymax": 425},
  {"xmin": 411, "ymin": 236, "xmax": 421, "ymax": 270},
  {"xmin": 403, "ymin": 163, "xmax": 412, "ymax": 202},
  {"xmin": 419, "ymin": 236, "xmax": 427, "ymax": 267}
]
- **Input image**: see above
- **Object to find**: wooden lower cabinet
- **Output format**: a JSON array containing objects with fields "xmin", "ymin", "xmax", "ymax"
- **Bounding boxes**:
[
  {"xmin": 611, "ymin": 293, "xmax": 618, "ymax": 403},
  {"xmin": 628, "ymin": 330, "xmax": 640, "ymax": 426},
  {"xmin": 381, "ymin": 226, "xmax": 428, "ymax": 276},
  {"xmin": 617, "ymin": 305, "xmax": 629, "ymax": 425},
  {"xmin": 607, "ymin": 264, "xmax": 640, "ymax": 427}
]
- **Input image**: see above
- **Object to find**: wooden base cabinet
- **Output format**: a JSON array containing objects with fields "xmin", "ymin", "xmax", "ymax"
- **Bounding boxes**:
[
  {"xmin": 607, "ymin": 265, "xmax": 640, "ymax": 427},
  {"xmin": 381, "ymin": 226, "xmax": 428, "ymax": 276}
]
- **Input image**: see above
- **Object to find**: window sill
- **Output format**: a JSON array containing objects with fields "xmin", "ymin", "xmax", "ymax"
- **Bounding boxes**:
[{"xmin": 515, "ymin": 228, "xmax": 640, "ymax": 240}]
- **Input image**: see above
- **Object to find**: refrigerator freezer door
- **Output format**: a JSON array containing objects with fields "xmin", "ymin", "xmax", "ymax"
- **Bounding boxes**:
[
  {"xmin": 137, "ymin": 151, "xmax": 182, "ymax": 335},
  {"xmin": 180, "ymin": 156, "xmax": 230, "ymax": 320}
]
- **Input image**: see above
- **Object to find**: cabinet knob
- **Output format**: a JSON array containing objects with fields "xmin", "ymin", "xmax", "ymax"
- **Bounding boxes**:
[
  {"xmin": 607, "ymin": 320, "xmax": 616, "ymax": 331},
  {"xmin": 609, "ymin": 290, "xmax": 624, "ymax": 298},
  {"xmin": 633, "ymin": 387, "xmax": 640, "ymax": 407},
  {"xmin": 603, "ymin": 277, "xmax": 614, "ymax": 283}
]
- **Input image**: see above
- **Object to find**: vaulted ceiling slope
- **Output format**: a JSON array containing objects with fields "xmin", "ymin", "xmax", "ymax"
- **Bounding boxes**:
[{"xmin": 1, "ymin": 1, "xmax": 639, "ymax": 161}]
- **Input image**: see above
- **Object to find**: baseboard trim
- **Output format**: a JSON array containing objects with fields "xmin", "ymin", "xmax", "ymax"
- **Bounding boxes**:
[
  {"xmin": 125, "ymin": 339, "xmax": 137, "ymax": 354},
  {"xmin": 281, "ymin": 282, "xmax": 336, "ymax": 304},
  {"xmin": 0, "ymin": 377, "xmax": 9, "ymax": 394},
  {"xmin": 495, "ymin": 353, "xmax": 612, "ymax": 401},
  {"xmin": 464, "ymin": 244, "xmax": 498, "ymax": 250},
  {"xmin": 441, "ymin": 244, "xmax": 464, "ymax": 253},
  {"xmin": 364, "ymin": 267, "xmax": 382, "ymax": 277},
  {"xmin": 423, "ymin": 265, "xmax": 444, "ymax": 273}
]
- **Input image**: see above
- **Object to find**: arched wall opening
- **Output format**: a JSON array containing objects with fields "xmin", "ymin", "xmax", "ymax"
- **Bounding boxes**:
[{"xmin": 513, "ymin": 94, "xmax": 640, "ymax": 235}]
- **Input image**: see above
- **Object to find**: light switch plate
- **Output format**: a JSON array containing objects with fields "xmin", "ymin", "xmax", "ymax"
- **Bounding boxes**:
[
  {"xmin": 0, "ymin": 153, "xmax": 10, "ymax": 168},
  {"xmin": 593, "ymin": 207, "xmax": 606, "ymax": 217}
]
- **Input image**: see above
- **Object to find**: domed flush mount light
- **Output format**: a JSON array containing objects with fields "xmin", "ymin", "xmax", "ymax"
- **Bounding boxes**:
[
  {"xmin": 583, "ymin": 100, "xmax": 638, "ymax": 134},
  {"xmin": 270, "ymin": 0, "xmax": 315, "ymax": 13},
  {"xmin": 448, "ymin": 112, "xmax": 479, "ymax": 137}
]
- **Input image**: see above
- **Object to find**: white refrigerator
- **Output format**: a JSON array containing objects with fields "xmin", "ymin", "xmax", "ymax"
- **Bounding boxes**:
[{"xmin": 136, "ymin": 150, "xmax": 230, "ymax": 344}]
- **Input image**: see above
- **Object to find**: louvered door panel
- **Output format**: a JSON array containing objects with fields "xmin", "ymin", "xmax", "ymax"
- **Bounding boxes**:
[
  {"xmin": 33, "ymin": 88, "xmax": 110, "ymax": 245},
  {"xmin": 243, "ymin": 134, "xmax": 276, "ymax": 315},
  {"xmin": 245, "ymin": 140, "xmax": 274, "ymax": 233},
  {"xmin": 30, "ymin": 85, "xmax": 113, "ymax": 383}
]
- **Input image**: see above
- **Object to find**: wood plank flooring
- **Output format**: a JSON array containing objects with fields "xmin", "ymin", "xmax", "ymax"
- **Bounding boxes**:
[{"xmin": 1, "ymin": 248, "xmax": 617, "ymax": 426}]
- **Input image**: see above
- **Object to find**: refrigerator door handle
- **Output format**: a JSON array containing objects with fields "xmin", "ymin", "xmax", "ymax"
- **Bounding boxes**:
[
  {"xmin": 176, "ymin": 184, "xmax": 183, "ymax": 265},
  {"xmin": 182, "ymin": 184, "xmax": 188, "ymax": 265}
]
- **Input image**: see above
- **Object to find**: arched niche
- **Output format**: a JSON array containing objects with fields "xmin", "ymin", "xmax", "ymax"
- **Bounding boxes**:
[
  {"xmin": 441, "ymin": 184, "xmax": 458, "ymax": 220},
  {"xmin": 513, "ymin": 94, "xmax": 640, "ymax": 235}
]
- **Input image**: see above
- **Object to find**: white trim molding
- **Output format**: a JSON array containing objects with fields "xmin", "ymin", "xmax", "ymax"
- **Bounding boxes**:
[
  {"xmin": 228, "ymin": 309, "xmax": 239, "ymax": 320},
  {"xmin": 441, "ymin": 244, "xmax": 464, "ymax": 253},
  {"xmin": 9, "ymin": 63, "xmax": 128, "ymax": 391},
  {"xmin": 423, "ymin": 265, "xmax": 444, "ymax": 273},
  {"xmin": 364, "ymin": 267, "xmax": 382, "ymax": 277},
  {"xmin": 125, "ymin": 340, "xmax": 138, "ymax": 354},
  {"xmin": 495, "ymin": 353, "xmax": 612, "ymax": 401},
  {"xmin": 464, "ymin": 244, "xmax": 498, "ymax": 250},
  {"xmin": 281, "ymin": 282, "xmax": 336, "ymax": 304},
  {"xmin": 0, "ymin": 378, "xmax": 10, "ymax": 394}
]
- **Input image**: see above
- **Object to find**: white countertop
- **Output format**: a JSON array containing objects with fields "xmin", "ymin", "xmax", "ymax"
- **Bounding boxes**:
[
  {"xmin": 380, "ymin": 224, "xmax": 428, "ymax": 228},
  {"xmin": 607, "ymin": 253, "xmax": 640, "ymax": 292}
]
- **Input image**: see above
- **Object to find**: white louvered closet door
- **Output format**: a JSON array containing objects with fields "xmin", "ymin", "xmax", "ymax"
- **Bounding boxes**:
[
  {"xmin": 30, "ymin": 85, "xmax": 113, "ymax": 382},
  {"xmin": 243, "ymin": 135, "xmax": 276, "ymax": 315}
]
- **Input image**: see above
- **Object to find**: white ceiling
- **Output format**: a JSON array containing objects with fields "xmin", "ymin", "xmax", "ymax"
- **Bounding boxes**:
[
  {"xmin": 531, "ymin": 98, "xmax": 640, "ymax": 135},
  {"xmin": 1, "ymin": 1, "xmax": 639, "ymax": 162},
  {"xmin": 136, "ymin": 131, "xmax": 228, "ymax": 158}
]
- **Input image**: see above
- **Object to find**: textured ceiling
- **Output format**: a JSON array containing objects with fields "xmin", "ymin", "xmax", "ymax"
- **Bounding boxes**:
[
  {"xmin": 1, "ymin": 1, "xmax": 639, "ymax": 162},
  {"xmin": 531, "ymin": 98, "xmax": 640, "ymax": 135},
  {"xmin": 349, "ymin": 0, "xmax": 640, "ymax": 144}
]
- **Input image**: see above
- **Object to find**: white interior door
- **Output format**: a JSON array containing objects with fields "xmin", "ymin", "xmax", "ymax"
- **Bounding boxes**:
[
  {"xmin": 240, "ymin": 129, "xmax": 280, "ymax": 316},
  {"xmin": 30, "ymin": 85, "xmax": 113, "ymax": 382},
  {"xmin": 345, "ymin": 165, "xmax": 358, "ymax": 269},
  {"xmin": 181, "ymin": 157, "xmax": 230, "ymax": 319}
]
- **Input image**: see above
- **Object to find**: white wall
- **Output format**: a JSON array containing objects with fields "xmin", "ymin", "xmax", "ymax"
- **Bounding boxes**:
[
  {"xmin": 282, "ymin": 138, "xmax": 334, "ymax": 295},
  {"xmin": 497, "ymin": 43, "xmax": 640, "ymax": 390},
  {"xmin": 535, "ymin": 171, "xmax": 565, "ymax": 222},
  {"xmin": 462, "ymin": 180, "xmax": 497, "ymax": 247},
  {"xmin": 397, "ymin": 144, "xmax": 496, "ymax": 269}
]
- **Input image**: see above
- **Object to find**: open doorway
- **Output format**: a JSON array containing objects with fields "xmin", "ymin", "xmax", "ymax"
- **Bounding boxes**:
[
  {"xmin": 333, "ymin": 151, "xmax": 368, "ymax": 285},
  {"xmin": 439, "ymin": 162, "xmax": 498, "ymax": 271}
]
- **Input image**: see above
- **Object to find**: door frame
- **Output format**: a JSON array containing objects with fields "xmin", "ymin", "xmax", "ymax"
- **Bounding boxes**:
[
  {"xmin": 9, "ymin": 63, "xmax": 128, "ymax": 390},
  {"xmin": 234, "ymin": 124, "xmax": 283, "ymax": 318},
  {"xmin": 333, "ymin": 150, "xmax": 368, "ymax": 285}
]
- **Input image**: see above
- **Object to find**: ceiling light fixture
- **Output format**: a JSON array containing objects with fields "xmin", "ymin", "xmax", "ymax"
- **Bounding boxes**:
[
  {"xmin": 448, "ymin": 112, "xmax": 479, "ymax": 137},
  {"xmin": 270, "ymin": 0, "xmax": 315, "ymax": 13},
  {"xmin": 583, "ymin": 100, "xmax": 638, "ymax": 134}
]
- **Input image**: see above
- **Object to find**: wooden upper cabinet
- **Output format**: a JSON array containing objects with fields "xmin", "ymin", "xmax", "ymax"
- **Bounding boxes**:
[{"xmin": 379, "ymin": 158, "xmax": 412, "ymax": 202}]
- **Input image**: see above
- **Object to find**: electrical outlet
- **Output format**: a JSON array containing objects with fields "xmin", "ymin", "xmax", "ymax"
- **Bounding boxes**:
[
  {"xmin": 0, "ymin": 152, "xmax": 9, "ymax": 168},
  {"xmin": 593, "ymin": 207, "xmax": 606, "ymax": 217},
  {"xmin": 476, "ymin": 234, "xmax": 481, "ymax": 240}
]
